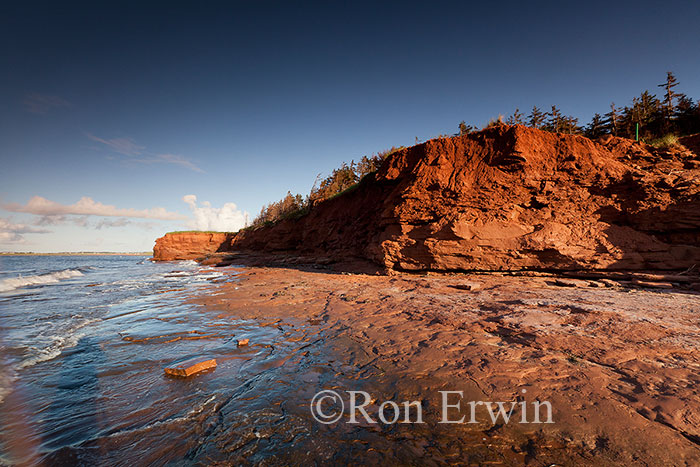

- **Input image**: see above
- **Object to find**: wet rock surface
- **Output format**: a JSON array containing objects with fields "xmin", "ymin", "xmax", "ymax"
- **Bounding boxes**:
[
  {"xmin": 164, "ymin": 357, "xmax": 217, "ymax": 377},
  {"xmin": 188, "ymin": 266, "xmax": 700, "ymax": 465}
]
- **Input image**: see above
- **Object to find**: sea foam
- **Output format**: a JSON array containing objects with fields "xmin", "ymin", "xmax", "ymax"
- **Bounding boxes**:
[{"xmin": 0, "ymin": 268, "xmax": 84, "ymax": 292}]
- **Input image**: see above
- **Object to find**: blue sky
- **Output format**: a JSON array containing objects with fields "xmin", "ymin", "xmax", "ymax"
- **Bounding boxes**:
[{"xmin": 1, "ymin": 0, "xmax": 699, "ymax": 252}]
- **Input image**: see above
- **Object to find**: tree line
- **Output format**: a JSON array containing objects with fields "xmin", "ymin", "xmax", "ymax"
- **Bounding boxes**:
[
  {"xmin": 250, "ymin": 147, "xmax": 404, "ymax": 228},
  {"xmin": 459, "ymin": 72, "xmax": 699, "ymax": 143}
]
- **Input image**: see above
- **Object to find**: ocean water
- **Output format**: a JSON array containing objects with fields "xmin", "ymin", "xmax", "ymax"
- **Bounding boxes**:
[
  {"xmin": 0, "ymin": 255, "xmax": 249, "ymax": 464},
  {"xmin": 0, "ymin": 255, "xmax": 406, "ymax": 466}
]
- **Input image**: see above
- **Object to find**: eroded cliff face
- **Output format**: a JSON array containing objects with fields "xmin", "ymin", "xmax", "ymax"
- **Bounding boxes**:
[
  {"xmin": 155, "ymin": 126, "xmax": 700, "ymax": 271},
  {"xmin": 153, "ymin": 232, "xmax": 232, "ymax": 261},
  {"xmin": 366, "ymin": 127, "xmax": 700, "ymax": 271}
]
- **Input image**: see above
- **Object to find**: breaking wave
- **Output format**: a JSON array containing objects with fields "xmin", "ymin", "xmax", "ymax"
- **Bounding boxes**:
[
  {"xmin": 17, "ymin": 318, "xmax": 102, "ymax": 369},
  {"xmin": 0, "ymin": 269, "xmax": 85, "ymax": 292}
]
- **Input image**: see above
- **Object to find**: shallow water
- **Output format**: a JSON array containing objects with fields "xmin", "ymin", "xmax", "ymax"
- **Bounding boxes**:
[
  {"xmin": 0, "ymin": 255, "xmax": 257, "ymax": 464},
  {"xmin": 0, "ymin": 256, "xmax": 402, "ymax": 465}
]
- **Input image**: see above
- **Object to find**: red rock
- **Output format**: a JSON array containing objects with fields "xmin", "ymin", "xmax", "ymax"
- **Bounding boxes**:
[
  {"xmin": 450, "ymin": 282, "xmax": 482, "ymax": 291},
  {"xmin": 153, "ymin": 232, "xmax": 232, "ymax": 261},
  {"xmin": 680, "ymin": 133, "xmax": 700, "ymax": 156},
  {"xmin": 552, "ymin": 279, "xmax": 587, "ymax": 288},
  {"xmin": 630, "ymin": 280, "xmax": 675, "ymax": 289},
  {"xmin": 164, "ymin": 357, "xmax": 217, "ymax": 377},
  {"xmin": 154, "ymin": 126, "xmax": 700, "ymax": 273},
  {"xmin": 237, "ymin": 338, "xmax": 249, "ymax": 346}
]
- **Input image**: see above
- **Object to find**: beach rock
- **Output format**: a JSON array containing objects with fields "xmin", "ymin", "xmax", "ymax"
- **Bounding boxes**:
[
  {"xmin": 552, "ymin": 278, "xmax": 586, "ymax": 288},
  {"xmin": 164, "ymin": 357, "xmax": 217, "ymax": 377},
  {"xmin": 450, "ymin": 282, "xmax": 482, "ymax": 291},
  {"xmin": 630, "ymin": 280, "xmax": 675, "ymax": 289},
  {"xmin": 237, "ymin": 338, "xmax": 249, "ymax": 346}
]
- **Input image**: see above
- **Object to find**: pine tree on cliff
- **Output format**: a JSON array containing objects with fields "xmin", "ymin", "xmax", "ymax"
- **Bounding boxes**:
[
  {"xmin": 604, "ymin": 102, "xmax": 619, "ymax": 136},
  {"xmin": 638, "ymin": 90, "xmax": 660, "ymax": 121},
  {"xmin": 506, "ymin": 108, "xmax": 524, "ymax": 125},
  {"xmin": 560, "ymin": 115, "xmax": 581, "ymax": 134},
  {"xmin": 637, "ymin": 90, "xmax": 662, "ymax": 138},
  {"xmin": 658, "ymin": 71, "xmax": 679, "ymax": 127},
  {"xmin": 674, "ymin": 94, "xmax": 700, "ymax": 135},
  {"xmin": 458, "ymin": 121, "xmax": 472, "ymax": 135},
  {"xmin": 585, "ymin": 113, "xmax": 606, "ymax": 138},
  {"xmin": 545, "ymin": 105, "xmax": 564, "ymax": 133},
  {"xmin": 528, "ymin": 106, "xmax": 546, "ymax": 129},
  {"xmin": 620, "ymin": 97, "xmax": 642, "ymax": 138}
]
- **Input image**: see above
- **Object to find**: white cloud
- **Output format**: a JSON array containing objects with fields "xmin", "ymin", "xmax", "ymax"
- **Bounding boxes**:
[
  {"xmin": 34, "ymin": 215, "xmax": 68, "ymax": 226},
  {"xmin": 3, "ymin": 196, "xmax": 186, "ymax": 220},
  {"xmin": 134, "ymin": 154, "xmax": 204, "ymax": 173},
  {"xmin": 86, "ymin": 133, "xmax": 145, "ymax": 156},
  {"xmin": 72, "ymin": 216, "xmax": 89, "ymax": 227},
  {"xmin": 0, "ymin": 218, "xmax": 51, "ymax": 243},
  {"xmin": 87, "ymin": 134, "xmax": 204, "ymax": 172},
  {"xmin": 34, "ymin": 215, "xmax": 91, "ymax": 227},
  {"xmin": 183, "ymin": 195, "xmax": 249, "ymax": 232},
  {"xmin": 23, "ymin": 93, "xmax": 71, "ymax": 114},
  {"xmin": 95, "ymin": 218, "xmax": 131, "ymax": 229},
  {"xmin": 0, "ymin": 232, "xmax": 26, "ymax": 243}
]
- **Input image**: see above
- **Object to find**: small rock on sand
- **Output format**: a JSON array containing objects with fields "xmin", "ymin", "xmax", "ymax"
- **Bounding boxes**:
[
  {"xmin": 631, "ymin": 280, "xmax": 675, "ymax": 289},
  {"xmin": 552, "ymin": 278, "xmax": 586, "ymax": 288},
  {"xmin": 237, "ymin": 338, "xmax": 249, "ymax": 347},
  {"xmin": 450, "ymin": 282, "xmax": 482, "ymax": 291},
  {"xmin": 164, "ymin": 357, "xmax": 217, "ymax": 377}
]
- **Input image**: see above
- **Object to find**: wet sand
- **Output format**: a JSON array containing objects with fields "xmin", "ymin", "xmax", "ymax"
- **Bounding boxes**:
[{"xmin": 195, "ymin": 265, "xmax": 700, "ymax": 465}]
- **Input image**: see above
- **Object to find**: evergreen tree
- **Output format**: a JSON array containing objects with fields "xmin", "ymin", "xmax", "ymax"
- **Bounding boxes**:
[
  {"xmin": 528, "ymin": 106, "xmax": 546, "ymax": 129},
  {"xmin": 506, "ymin": 108, "xmax": 524, "ymax": 125},
  {"xmin": 585, "ymin": 113, "xmax": 606, "ymax": 138},
  {"xmin": 638, "ymin": 90, "xmax": 660, "ymax": 121},
  {"xmin": 619, "ymin": 98, "xmax": 641, "ymax": 139},
  {"xmin": 638, "ymin": 90, "xmax": 662, "ymax": 137},
  {"xmin": 615, "ymin": 90, "xmax": 665, "ymax": 139},
  {"xmin": 604, "ymin": 102, "xmax": 619, "ymax": 136},
  {"xmin": 657, "ymin": 71, "xmax": 680, "ymax": 126},
  {"xmin": 561, "ymin": 115, "xmax": 581, "ymax": 134},
  {"xmin": 675, "ymin": 94, "xmax": 700, "ymax": 135},
  {"xmin": 545, "ymin": 105, "xmax": 564, "ymax": 132},
  {"xmin": 457, "ymin": 121, "xmax": 472, "ymax": 136},
  {"xmin": 484, "ymin": 115, "xmax": 505, "ymax": 128}
]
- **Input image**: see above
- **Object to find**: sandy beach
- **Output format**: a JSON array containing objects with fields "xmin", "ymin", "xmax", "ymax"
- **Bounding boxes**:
[{"xmin": 194, "ymin": 262, "xmax": 700, "ymax": 465}]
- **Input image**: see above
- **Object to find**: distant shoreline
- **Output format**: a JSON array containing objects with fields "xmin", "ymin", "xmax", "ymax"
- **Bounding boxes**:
[{"xmin": 0, "ymin": 252, "xmax": 152, "ymax": 256}]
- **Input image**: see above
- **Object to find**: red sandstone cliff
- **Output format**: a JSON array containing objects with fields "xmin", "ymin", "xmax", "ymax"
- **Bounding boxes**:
[
  {"xmin": 153, "ymin": 232, "xmax": 232, "ymax": 261},
  {"xmin": 155, "ymin": 126, "xmax": 700, "ymax": 271}
]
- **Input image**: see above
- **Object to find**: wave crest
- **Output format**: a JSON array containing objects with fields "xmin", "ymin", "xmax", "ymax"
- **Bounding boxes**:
[{"xmin": 0, "ymin": 269, "xmax": 84, "ymax": 292}]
